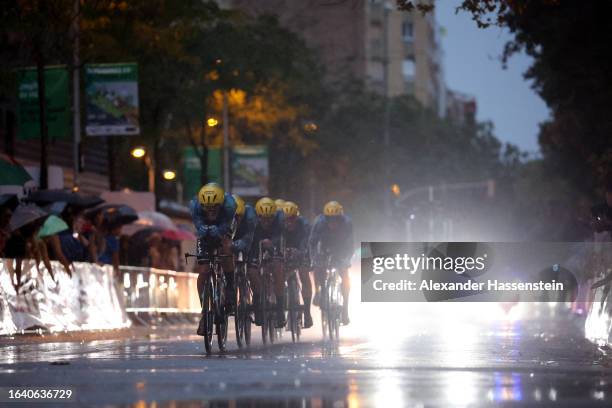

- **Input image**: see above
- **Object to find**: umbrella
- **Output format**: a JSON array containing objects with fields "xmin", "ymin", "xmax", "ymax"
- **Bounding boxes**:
[
  {"xmin": 0, "ymin": 157, "xmax": 32, "ymax": 186},
  {"xmin": 0, "ymin": 194, "xmax": 19, "ymax": 211},
  {"xmin": 43, "ymin": 201, "xmax": 68, "ymax": 215},
  {"xmin": 26, "ymin": 189, "xmax": 104, "ymax": 210},
  {"xmin": 38, "ymin": 215, "xmax": 69, "ymax": 238},
  {"xmin": 86, "ymin": 204, "xmax": 138, "ymax": 227},
  {"xmin": 9, "ymin": 204, "xmax": 48, "ymax": 232},
  {"xmin": 161, "ymin": 229, "xmax": 196, "ymax": 241},
  {"xmin": 122, "ymin": 211, "xmax": 176, "ymax": 235}
]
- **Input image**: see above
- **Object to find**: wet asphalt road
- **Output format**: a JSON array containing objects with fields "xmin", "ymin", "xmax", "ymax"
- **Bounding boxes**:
[{"xmin": 1, "ymin": 303, "xmax": 612, "ymax": 407}]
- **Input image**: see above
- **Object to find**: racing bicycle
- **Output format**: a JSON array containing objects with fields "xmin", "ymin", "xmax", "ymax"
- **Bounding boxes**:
[
  {"xmin": 319, "ymin": 254, "xmax": 343, "ymax": 341},
  {"xmin": 185, "ymin": 243, "xmax": 230, "ymax": 354},
  {"xmin": 234, "ymin": 251, "xmax": 252, "ymax": 348}
]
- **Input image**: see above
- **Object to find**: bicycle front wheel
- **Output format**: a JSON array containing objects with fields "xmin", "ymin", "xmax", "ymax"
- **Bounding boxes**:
[{"xmin": 202, "ymin": 280, "xmax": 215, "ymax": 354}]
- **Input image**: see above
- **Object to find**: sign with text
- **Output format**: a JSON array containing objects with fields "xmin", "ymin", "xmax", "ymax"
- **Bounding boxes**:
[{"xmin": 85, "ymin": 63, "xmax": 140, "ymax": 136}]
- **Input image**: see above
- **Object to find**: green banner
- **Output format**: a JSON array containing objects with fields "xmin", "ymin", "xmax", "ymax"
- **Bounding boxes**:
[
  {"xmin": 231, "ymin": 145, "xmax": 269, "ymax": 196},
  {"xmin": 85, "ymin": 63, "xmax": 140, "ymax": 136},
  {"xmin": 17, "ymin": 66, "xmax": 70, "ymax": 140},
  {"xmin": 182, "ymin": 147, "xmax": 222, "ymax": 202}
]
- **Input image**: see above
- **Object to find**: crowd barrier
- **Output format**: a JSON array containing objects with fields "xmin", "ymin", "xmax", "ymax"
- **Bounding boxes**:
[
  {"xmin": 120, "ymin": 266, "xmax": 200, "ymax": 325},
  {"xmin": 0, "ymin": 258, "xmax": 202, "ymax": 335},
  {"xmin": 583, "ymin": 240, "xmax": 612, "ymax": 346},
  {"xmin": 0, "ymin": 259, "xmax": 130, "ymax": 335}
]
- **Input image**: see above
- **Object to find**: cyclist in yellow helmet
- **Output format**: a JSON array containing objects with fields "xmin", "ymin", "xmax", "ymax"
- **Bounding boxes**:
[
  {"xmin": 249, "ymin": 197, "xmax": 286, "ymax": 328},
  {"xmin": 309, "ymin": 200, "xmax": 354, "ymax": 325},
  {"xmin": 190, "ymin": 182, "xmax": 237, "ymax": 336},
  {"xmin": 231, "ymin": 194, "xmax": 257, "ymax": 256},
  {"xmin": 281, "ymin": 201, "xmax": 314, "ymax": 328},
  {"xmin": 274, "ymin": 198, "xmax": 286, "ymax": 215}
]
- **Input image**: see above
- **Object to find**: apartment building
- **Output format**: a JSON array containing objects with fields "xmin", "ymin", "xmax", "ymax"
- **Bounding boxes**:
[{"xmin": 228, "ymin": 0, "xmax": 446, "ymax": 115}]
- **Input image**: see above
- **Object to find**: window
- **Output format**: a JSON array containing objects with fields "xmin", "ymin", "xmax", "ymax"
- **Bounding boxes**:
[
  {"xmin": 402, "ymin": 21, "xmax": 414, "ymax": 42},
  {"xmin": 402, "ymin": 58, "xmax": 415, "ymax": 80}
]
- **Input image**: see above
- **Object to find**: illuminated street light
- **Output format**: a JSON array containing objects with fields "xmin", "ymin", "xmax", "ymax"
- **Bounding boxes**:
[
  {"xmin": 304, "ymin": 122, "xmax": 318, "ymax": 133},
  {"xmin": 391, "ymin": 183, "xmax": 401, "ymax": 197},
  {"xmin": 163, "ymin": 170, "xmax": 176, "ymax": 181},
  {"xmin": 131, "ymin": 146, "xmax": 146, "ymax": 158},
  {"xmin": 207, "ymin": 117, "xmax": 219, "ymax": 127}
]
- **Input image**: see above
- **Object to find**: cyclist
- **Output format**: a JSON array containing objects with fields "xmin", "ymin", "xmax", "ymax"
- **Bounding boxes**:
[
  {"xmin": 248, "ymin": 197, "xmax": 285, "ymax": 328},
  {"xmin": 231, "ymin": 193, "xmax": 257, "ymax": 257},
  {"xmin": 310, "ymin": 200, "xmax": 354, "ymax": 325},
  {"xmin": 190, "ymin": 182, "xmax": 236, "ymax": 335},
  {"xmin": 281, "ymin": 201, "xmax": 314, "ymax": 328},
  {"xmin": 274, "ymin": 198, "xmax": 286, "ymax": 215}
]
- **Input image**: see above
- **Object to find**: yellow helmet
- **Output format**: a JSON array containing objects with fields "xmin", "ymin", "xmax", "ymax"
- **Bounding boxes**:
[
  {"xmin": 255, "ymin": 197, "xmax": 276, "ymax": 217},
  {"xmin": 323, "ymin": 201, "xmax": 343, "ymax": 216},
  {"xmin": 274, "ymin": 198, "xmax": 285, "ymax": 209},
  {"xmin": 232, "ymin": 194, "xmax": 245, "ymax": 216},
  {"xmin": 282, "ymin": 201, "xmax": 299, "ymax": 217},
  {"xmin": 198, "ymin": 183, "xmax": 224, "ymax": 206}
]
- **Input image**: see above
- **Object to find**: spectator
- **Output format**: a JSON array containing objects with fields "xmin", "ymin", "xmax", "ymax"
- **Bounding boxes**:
[
  {"xmin": 54, "ymin": 207, "xmax": 89, "ymax": 265},
  {"xmin": 158, "ymin": 238, "xmax": 180, "ymax": 271},
  {"xmin": 0, "ymin": 195, "xmax": 17, "ymax": 256},
  {"xmin": 4, "ymin": 204, "xmax": 48, "ymax": 290},
  {"xmin": 591, "ymin": 179, "xmax": 612, "ymax": 239},
  {"xmin": 97, "ymin": 222, "xmax": 122, "ymax": 276}
]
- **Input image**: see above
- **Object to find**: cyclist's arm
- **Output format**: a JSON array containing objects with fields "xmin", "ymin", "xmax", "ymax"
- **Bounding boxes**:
[
  {"xmin": 189, "ymin": 199, "xmax": 208, "ymax": 236},
  {"xmin": 296, "ymin": 219, "xmax": 310, "ymax": 257},
  {"xmin": 337, "ymin": 218, "xmax": 354, "ymax": 268},
  {"xmin": 233, "ymin": 228, "xmax": 254, "ymax": 254},
  {"xmin": 308, "ymin": 218, "xmax": 320, "ymax": 258}
]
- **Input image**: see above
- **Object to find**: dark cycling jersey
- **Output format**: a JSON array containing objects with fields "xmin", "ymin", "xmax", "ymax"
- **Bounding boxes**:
[
  {"xmin": 283, "ymin": 215, "xmax": 310, "ymax": 255},
  {"xmin": 233, "ymin": 204, "xmax": 257, "ymax": 254},
  {"xmin": 249, "ymin": 210, "xmax": 284, "ymax": 262},
  {"xmin": 309, "ymin": 214, "xmax": 354, "ymax": 267},
  {"xmin": 190, "ymin": 193, "xmax": 237, "ymax": 240}
]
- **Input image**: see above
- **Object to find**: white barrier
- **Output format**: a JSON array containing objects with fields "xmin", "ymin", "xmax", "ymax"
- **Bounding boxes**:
[
  {"xmin": 120, "ymin": 266, "xmax": 200, "ymax": 314},
  {"xmin": 0, "ymin": 259, "xmax": 130, "ymax": 335}
]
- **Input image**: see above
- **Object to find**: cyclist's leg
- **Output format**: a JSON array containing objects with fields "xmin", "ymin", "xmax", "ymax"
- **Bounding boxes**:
[
  {"xmin": 312, "ymin": 266, "xmax": 325, "ymax": 306},
  {"xmin": 220, "ymin": 236, "xmax": 235, "ymax": 310},
  {"xmin": 340, "ymin": 266, "xmax": 350, "ymax": 325},
  {"xmin": 298, "ymin": 266, "xmax": 313, "ymax": 328},
  {"xmin": 247, "ymin": 263, "xmax": 262, "ymax": 325},
  {"xmin": 196, "ymin": 264, "xmax": 211, "ymax": 305},
  {"xmin": 272, "ymin": 259, "xmax": 286, "ymax": 327}
]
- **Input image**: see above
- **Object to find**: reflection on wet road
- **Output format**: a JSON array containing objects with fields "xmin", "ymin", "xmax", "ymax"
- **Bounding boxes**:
[{"xmin": 1, "ymin": 303, "xmax": 611, "ymax": 407}]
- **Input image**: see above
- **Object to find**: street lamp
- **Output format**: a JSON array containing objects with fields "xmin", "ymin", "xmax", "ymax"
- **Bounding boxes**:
[
  {"xmin": 391, "ymin": 183, "xmax": 401, "ymax": 197},
  {"xmin": 130, "ymin": 146, "xmax": 154, "ymax": 192},
  {"xmin": 206, "ymin": 117, "xmax": 219, "ymax": 127},
  {"xmin": 163, "ymin": 170, "xmax": 176, "ymax": 181},
  {"xmin": 131, "ymin": 146, "xmax": 146, "ymax": 158},
  {"xmin": 304, "ymin": 121, "xmax": 318, "ymax": 133}
]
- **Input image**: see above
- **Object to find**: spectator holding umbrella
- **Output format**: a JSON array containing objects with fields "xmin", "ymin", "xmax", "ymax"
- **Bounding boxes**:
[
  {"xmin": 4, "ymin": 204, "xmax": 49, "ymax": 290},
  {"xmin": 26, "ymin": 189, "xmax": 104, "ymax": 266},
  {"xmin": 90, "ymin": 205, "xmax": 138, "ymax": 276},
  {"xmin": 43, "ymin": 202, "xmax": 81, "ymax": 276},
  {"xmin": 0, "ymin": 194, "xmax": 19, "ymax": 256},
  {"xmin": 37, "ymin": 214, "xmax": 70, "ymax": 280}
]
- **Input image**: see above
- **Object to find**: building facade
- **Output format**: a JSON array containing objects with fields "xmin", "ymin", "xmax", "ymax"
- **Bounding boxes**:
[{"xmin": 228, "ymin": 0, "xmax": 445, "ymax": 115}]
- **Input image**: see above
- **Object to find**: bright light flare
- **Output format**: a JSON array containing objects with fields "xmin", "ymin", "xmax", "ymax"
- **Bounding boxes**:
[
  {"xmin": 131, "ymin": 147, "xmax": 146, "ymax": 158},
  {"xmin": 162, "ymin": 170, "xmax": 176, "ymax": 180}
]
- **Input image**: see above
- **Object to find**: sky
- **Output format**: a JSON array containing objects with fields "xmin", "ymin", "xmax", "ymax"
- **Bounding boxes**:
[{"xmin": 435, "ymin": 1, "xmax": 549, "ymax": 153}]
